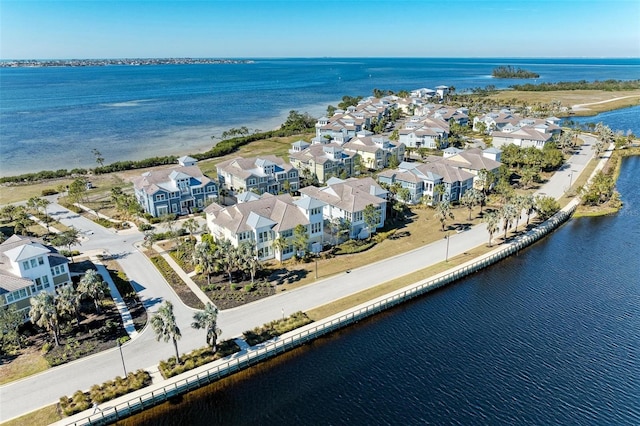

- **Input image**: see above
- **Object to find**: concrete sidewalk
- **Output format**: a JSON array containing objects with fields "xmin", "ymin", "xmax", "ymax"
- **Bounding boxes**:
[{"xmin": 151, "ymin": 243, "xmax": 212, "ymax": 307}]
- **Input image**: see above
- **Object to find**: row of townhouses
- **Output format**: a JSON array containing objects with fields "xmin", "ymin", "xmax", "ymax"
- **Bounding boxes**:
[
  {"xmin": 473, "ymin": 109, "xmax": 562, "ymax": 149},
  {"xmin": 205, "ymin": 177, "xmax": 388, "ymax": 262},
  {"xmin": 379, "ymin": 147, "xmax": 502, "ymax": 204},
  {"xmin": 0, "ymin": 235, "xmax": 73, "ymax": 318}
]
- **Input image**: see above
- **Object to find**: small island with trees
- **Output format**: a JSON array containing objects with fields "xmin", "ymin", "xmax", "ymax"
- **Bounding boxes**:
[{"xmin": 492, "ymin": 65, "xmax": 540, "ymax": 79}]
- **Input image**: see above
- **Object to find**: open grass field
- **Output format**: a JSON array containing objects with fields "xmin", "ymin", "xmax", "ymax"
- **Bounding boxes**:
[{"xmin": 488, "ymin": 89, "xmax": 640, "ymax": 116}]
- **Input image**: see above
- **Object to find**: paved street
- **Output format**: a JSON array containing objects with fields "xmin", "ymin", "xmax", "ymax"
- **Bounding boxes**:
[{"xmin": 0, "ymin": 135, "xmax": 597, "ymax": 422}]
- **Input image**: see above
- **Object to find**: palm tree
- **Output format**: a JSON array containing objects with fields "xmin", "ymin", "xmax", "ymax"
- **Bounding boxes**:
[
  {"xmin": 29, "ymin": 292, "xmax": 61, "ymax": 346},
  {"xmin": 272, "ymin": 235, "xmax": 288, "ymax": 264},
  {"xmin": 182, "ymin": 218, "xmax": 198, "ymax": 241},
  {"xmin": 483, "ymin": 210, "xmax": 500, "ymax": 247},
  {"xmin": 151, "ymin": 301, "xmax": 182, "ymax": 364},
  {"xmin": 56, "ymin": 284, "xmax": 82, "ymax": 328},
  {"xmin": 434, "ymin": 200, "xmax": 455, "ymax": 232},
  {"xmin": 460, "ymin": 189, "xmax": 479, "ymax": 220},
  {"xmin": 520, "ymin": 194, "xmax": 536, "ymax": 227},
  {"xmin": 191, "ymin": 302, "xmax": 221, "ymax": 354},
  {"xmin": 500, "ymin": 203, "xmax": 517, "ymax": 241},
  {"xmin": 217, "ymin": 239, "xmax": 238, "ymax": 285},
  {"xmin": 193, "ymin": 242, "xmax": 217, "ymax": 285},
  {"xmin": 238, "ymin": 241, "xmax": 260, "ymax": 283},
  {"xmin": 78, "ymin": 269, "xmax": 109, "ymax": 314}
]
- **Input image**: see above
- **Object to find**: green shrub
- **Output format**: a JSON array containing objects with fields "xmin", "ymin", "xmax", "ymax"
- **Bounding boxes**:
[
  {"xmin": 41, "ymin": 188, "xmax": 58, "ymax": 196},
  {"xmin": 242, "ymin": 312, "xmax": 313, "ymax": 346},
  {"xmin": 60, "ymin": 370, "xmax": 151, "ymax": 416},
  {"xmin": 138, "ymin": 223, "xmax": 153, "ymax": 232},
  {"xmin": 158, "ymin": 341, "xmax": 241, "ymax": 379},
  {"xmin": 334, "ymin": 240, "xmax": 375, "ymax": 255}
]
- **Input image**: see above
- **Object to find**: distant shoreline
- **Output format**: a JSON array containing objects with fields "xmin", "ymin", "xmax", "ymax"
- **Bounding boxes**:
[{"xmin": 0, "ymin": 58, "xmax": 254, "ymax": 68}]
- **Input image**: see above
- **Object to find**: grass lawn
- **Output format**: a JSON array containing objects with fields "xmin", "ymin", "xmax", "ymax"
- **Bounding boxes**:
[
  {"xmin": 307, "ymin": 242, "xmax": 497, "ymax": 321},
  {"xmin": 0, "ymin": 347, "xmax": 50, "ymax": 385},
  {"xmin": 273, "ymin": 203, "xmax": 494, "ymax": 293},
  {"xmin": 0, "ymin": 404, "xmax": 61, "ymax": 426},
  {"xmin": 488, "ymin": 89, "xmax": 640, "ymax": 116}
]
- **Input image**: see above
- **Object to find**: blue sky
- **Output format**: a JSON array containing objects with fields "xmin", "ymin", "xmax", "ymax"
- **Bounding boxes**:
[{"xmin": 1, "ymin": 0, "xmax": 639, "ymax": 59}]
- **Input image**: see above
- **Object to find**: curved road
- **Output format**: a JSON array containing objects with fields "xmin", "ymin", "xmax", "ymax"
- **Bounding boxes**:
[{"xmin": 0, "ymin": 135, "xmax": 597, "ymax": 422}]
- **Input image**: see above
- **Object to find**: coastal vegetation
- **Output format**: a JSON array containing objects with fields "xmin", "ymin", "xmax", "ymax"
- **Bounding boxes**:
[
  {"xmin": 242, "ymin": 311, "xmax": 313, "ymax": 346},
  {"xmin": 492, "ymin": 65, "xmax": 539, "ymax": 79},
  {"xmin": 58, "ymin": 370, "xmax": 152, "ymax": 416},
  {"xmin": 158, "ymin": 340, "xmax": 241, "ymax": 379},
  {"xmin": 510, "ymin": 79, "xmax": 640, "ymax": 91}
]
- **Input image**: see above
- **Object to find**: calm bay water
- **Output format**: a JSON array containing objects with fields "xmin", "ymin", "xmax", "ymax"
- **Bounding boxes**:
[
  {"xmin": 123, "ymin": 157, "xmax": 640, "ymax": 425},
  {"xmin": 1, "ymin": 57, "xmax": 639, "ymax": 176}
]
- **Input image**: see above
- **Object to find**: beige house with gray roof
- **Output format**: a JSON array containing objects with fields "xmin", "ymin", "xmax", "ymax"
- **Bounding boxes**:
[{"xmin": 288, "ymin": 142, "xmax": 356, "ymax": 183}]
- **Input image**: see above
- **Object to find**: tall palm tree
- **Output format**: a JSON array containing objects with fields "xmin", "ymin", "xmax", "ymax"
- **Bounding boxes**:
[
  {"xmin": 151, "ymin": 301, "xmax": 182, "ymax": 364},
  {"xmin": 29, "ymin": 292, "xmax": 61, "ymax": 346},
  {"xmin": 78, "ymin": 269, "xmax": 109, "ymax": 313},
  {"xmin": 519, "ymin": 194, "xmax": 536, "ymax": 226},
  {"xmin": 460, "ymin": 189, "xmax": 479, "ymax": 220},
  {"xmin": 434, "ymin": 200, "xmax": 455, "ymax": 232},
  {"xmin": 217, "ymin": 239, "xmax": 238, "ymax": 285},
  {"xmin": 193, "ymin": 243, "xmax": 217, "ymax": 285},
  {"xmin": 182, "ymin": 218, "xmax": 198, "ymax": 241},
  {"xmin": 56, "ymin": 284, "xmax": 82, "ymax": 328},
  {"xmin": 191, "ymin": 302, "xmax": 221, "ymax": 353},
  {"xmin": 272, "ymin": 235, "xmax": 288, "ymax": 264},
  {"xmin": 483, "ymin": 210, "xmax": 500, "ymax": 247},
  {"xmin": 500, "ymin": 203, "xmax": 517, "ymax": 241}
]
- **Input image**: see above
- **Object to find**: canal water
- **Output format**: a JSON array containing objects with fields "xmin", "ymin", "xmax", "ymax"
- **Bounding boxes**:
[{"xmin": 122, "ymin": 156, "xmax": 640, "ymax": 425}]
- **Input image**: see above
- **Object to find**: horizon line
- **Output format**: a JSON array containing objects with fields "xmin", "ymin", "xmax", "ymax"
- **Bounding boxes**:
[{"xmin": 2, "ymin": 56, "xmax": 639, "ymax": 61}]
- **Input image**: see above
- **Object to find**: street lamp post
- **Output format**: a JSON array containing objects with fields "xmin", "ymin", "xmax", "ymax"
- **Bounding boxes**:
[
  {"xmin": 117, "ymin": 340, "xmax": 127, "ymax": 377},
  {"xmin": 444, "ymin": 232, "xmax": 450, "ymax": 262}
]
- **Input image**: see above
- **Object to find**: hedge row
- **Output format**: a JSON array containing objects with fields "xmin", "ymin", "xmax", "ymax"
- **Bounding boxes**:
[
  {"xmin": 59, "ymin": 370, "xmax": 151, "ymax": 416},
  {"xmin": 242, "ymin": 311, "xmax": 313, "ymax": 346},
  {"xmin": 159, "ymin": 340, "xmax": 241, "ymax": 379}
]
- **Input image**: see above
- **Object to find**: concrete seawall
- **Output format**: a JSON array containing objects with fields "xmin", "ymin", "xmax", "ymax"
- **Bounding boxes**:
[{"xmin": 59, "ymin": 199, "xmax": 579, "ymax": 426}]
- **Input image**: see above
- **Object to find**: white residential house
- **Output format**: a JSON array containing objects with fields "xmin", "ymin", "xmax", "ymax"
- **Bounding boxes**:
[
  {"xmin": 205, "ymin": 193, "xmax": 325, "ymax": 261},
  {"xmin": 299, "ymin": 177, "xmax": 387, "ymax": 240},
  {"xmin": 216, "ymin": 155, "xmax": 299, "ymax": 195},
  {"xmin": 377, "ymin": 163, "xmax": 443, "ymax": 204},
  {"xmin": 491, "ymin": 127, "xmax": 554, "ymax": 150},
  {"xmin": 0, "ymin": 235, "xmax": 72, "ymax": 319}
]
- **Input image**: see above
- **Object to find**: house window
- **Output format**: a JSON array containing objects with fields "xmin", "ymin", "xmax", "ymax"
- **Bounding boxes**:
[
  {"xmin": 281, "ymin": 229, "xmax": 293, "ymax": 238},
  {"xmin": 311, "ymin": 222, "xmax": 322, "ymax": 234},
  {"xmin": 197, "ymin": 199, "xmax": 203, "ymax": 207},
  {"xmin": 172, "ymin": 204, "xmax": 178, "ymax": 213},
  {"xmin": 22, "ymin": 261, "xmax": 30, "ymax": 270},
  {"xmin": 38, "ymin": 257, "xmax": 45, "ymax": 265},
  {"xmin": 248, "ymin": 178, "xmax": 256, "ymax": 186},
  {"xmin": 289, "ymin": 171, "xmax": 297, "ymax": 178},
  {"xmin": 156, "ymin": 193, "xmax": 166, "ymax": 201},
  {"xmin": 282, "ymin": 245, "xmax": 294, "ymax": 255},
  {"xmin": 30, "ymin": 259, "xmax": 38, "ymax": 268}
]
